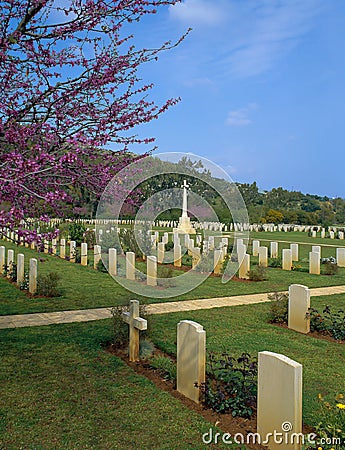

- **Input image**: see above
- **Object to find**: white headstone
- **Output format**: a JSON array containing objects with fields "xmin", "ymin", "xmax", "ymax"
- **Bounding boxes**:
[
  {"xmin": 282, "ymin": 249, "xmax": 293, "ymax": 271},
  {"xmin": 239, "ymin": 254, "xmax": 250, "ymax": 279},
  {"xmin": 312, "ymin": 245, "xmax": 321, "ymax": 257},
  {"xmin": 336, "ymin": 248, "xmax": 345, "ymax": 268},
  {"xmin": 16, "ymin": 253, "xmax": 25, "ymax": 284},
  {"xmin": 109, "ymin": 248, "xmax": 117, "ymax": 276},
  {"xmin": 81, "ymin": 243, "xmax": 88, "ymax": 266},
  {"xmin": 214, "ymin": 249, "xmax": 222, "ymax": 274},
  {"xmin": 126, "ymin": 252, "xmax": 135, "ymax": 280},
  {"xmin": 69, "ymin": 240, "xmax": 76, "ymax": 263},
  {"xmin": 157, "ymin": 242, "xmax": 165, "ymax": 264},
  {"xmin": 147, "ymin": 255, "xmax": 157, "ymax": 286},
  {"xmin": 93, "ymin": 244, "xmax": 101, "ymax": 269},
  {"xmin": 309, "ymin": 251, "xmax": 320, "ymax": 275},
  {"xmin": 29, "ymin": 258, "xmax": 37, "ymax": 294},
  {"xmin": 290, "ymin": 243, "xmax": 299, "ymax": 261},
  {"xmin": 192, "ymin": 247, "xmax": 201, "ymax": 269},
  {"xmin": 270, "ymin": 241, "xmax": 278, "ymax": 258},
  {"xmin": 60, "ymin": 238, "xmax": 66, "ymax": 259},
  {"xmin": 0, "ymin": 246, "xmax": 5, "ymax": 274},
  {"xmin": 174, "ymin": 244, "xmax": 182, "ymax": 267},
  {"xmin": 258, "ymin": 246, "xmax": 268, "ymax": 267},
  {"xmin": 177, "ymin": 320, "xmax": 206, "ymax": 404},
  {"xmin": 7, "ymin": 249, "xmax": 14, "ymax": 274},
  {"xmin": 252, "ymin": 240, "xmax": 260, "ymax": 257},
  {"xmin": 257, "ymin": 351, "xmax": 302, "ymax": 450},
  {"xmin": 52, "ymin": 238, "xmax": 57, "ymax": 255},
  {"xmin": 288, "ymin": 284, "xmax": 310, "ymax": 334}
]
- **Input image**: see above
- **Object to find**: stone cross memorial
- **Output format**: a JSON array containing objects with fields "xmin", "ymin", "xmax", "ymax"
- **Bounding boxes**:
[{"xmin": 122, "ymin": 300, "xmax": 147, "ymax": 362}]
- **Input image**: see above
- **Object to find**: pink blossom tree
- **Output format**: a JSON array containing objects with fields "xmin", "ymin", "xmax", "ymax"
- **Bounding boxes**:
[{"xmin": 0, "ymin": 0, "xmax": 187, "ymax": 241}]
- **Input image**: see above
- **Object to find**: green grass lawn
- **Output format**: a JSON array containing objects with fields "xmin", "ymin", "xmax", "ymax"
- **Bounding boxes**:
[
  {"xmin": 1, "ymin": 236, "xmax": 345, "ymax": 315},
  {"xmin": 0, "ymin": 295, "xmax": 344, "ymax": 448},
  {"xmin": 248, "ymin": 231, "xmax": 345, "ymax": 247},
  {"xmin": 0, "ymin": 321, "xmax": 236, "ymax": 450},
  {"xmin": 148, "ymin": 294, "xmax": 345, "ymax": 427}
]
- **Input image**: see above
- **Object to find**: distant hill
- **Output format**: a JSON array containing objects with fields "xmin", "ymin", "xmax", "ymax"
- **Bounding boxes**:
[{"xmin": 70, "ymin": 153, "xmax": 345, "ymax": 226}]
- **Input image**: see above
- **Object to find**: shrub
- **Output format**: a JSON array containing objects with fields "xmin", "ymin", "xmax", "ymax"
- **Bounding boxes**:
[
  {"xmin": 312, "ymin": 393, "xmax": 345, "ymax": 449},
  {"xmin": 83, "ymin": 229, "xmax": 96, "ymax": 248},
  {"xmin": 139, "ymin": 339, "xmax": 156, "ymax": 359},
  {"xmin": 323, "ymin": 305, "xmax": 345, "ymax": 341},
  {"xmin": 3, "ymin": 262, "xmax": 17, "ymax": 282},
  {"xmin": 96, "ymin": 259, "xmax": 108, "ymax": 273},
  {"xmin": 307, "ymin": 307, "xmax": 327, "ymax": 333},
  {"xmin": 149, "ymin": 354, "xmax": 177, "ymax": 383},
  {"xmin": 248, "ymin": 264, "xmax": 267, "ymax": 281},
  {"xmin": 323, "ymin": 261, "xmax": 338, "ymax": 276},
  {"xmin": 291, "ymin": 264, "xmax": 308, "ymax": 272},
  {"xmin": 182, "ymin": 254, "xmax": 192, "ymax": 267},
  {"xmin": 68, "ymin": 223, "xmax": 86, "ymax": 246},
  {"xmin": 268, "ymin": 258, "xmax": 282, "ymax": 268},
  {"xmin": 268, "ymin": 291, "xmax": 288, "ymax": 324},
  {"xmin": 197, "ymin": 351, "xmax": 257, "ymax": 418},
  {"xmin": 307, "ymin": 306, "xmax": 345, "ymax": 341},
  {"xmin": 194, "ymin": 256, "xmax": 214, "ymax": 273},
  {"xmin": 165, "ymin": 241, "xmax": 174, "ymax": 251},
  {"xmin": 19, "ymin": 271, "xmax": 29, "ymax": 290},
  {"xmin": 157, "ymin": 266, "xmax": 176, "ymax": 288},
  {"xmin": 37, "ymin": 272, "xmax": 61, "ymax": 297}
]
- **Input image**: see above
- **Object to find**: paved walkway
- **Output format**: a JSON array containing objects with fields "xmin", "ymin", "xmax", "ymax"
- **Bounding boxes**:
[{"xmin": 1, "ymin": 285, "xmax": 345, "ymax": 330}]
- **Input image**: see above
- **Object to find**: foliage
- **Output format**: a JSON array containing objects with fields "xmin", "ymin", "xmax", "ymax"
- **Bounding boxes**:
[
  {"xmin": 83, "ymin": 229, "xmax": 96, "ymax": 249},
  {"xmin": 197, "ymin": 351, "xmax": 257, "ymax": 418},
  {"xmin": 322, "ymin": 261, "xmax": 338, "ymax": 276},
  {"xmin": 307, "ymin": 306, "xmax": 345, "ymax": 341},
  {"xmin": 37, "ymin": 272, "xmax": 61, "ymax": 297},
  {"xmin": 119, "ymin": 228, "xmax": 142, "ymax": 256},
  {"xmin": 19, "ymin": 271, "xmax": 30, "ymax": 291},
  {"xmin": 165, "ymin": 240, "xmax": 174, "ymax": 251},
  {"xmin": 248, "ymin": 264, "xmax": 267, "ymax": 281},
  {"xmin": 157, "ymin": 266, "xmax": 176, "ymax": 288},
  {"xmin": 96, "ymin": 259, "xmax": 107, "ymax": 273},
  {"xmin": 268, "ymin": 291, "xmax": 288, "ymax": 324},
  {"xmin": 0, "ymin": 0, "xmax": 186, "ymax": 237},
  {"xmin": 308, "ymin": 394, "xmax": 345, "ymax": 450},
  {"xmin": 98, "ymin": 230, "xmax": 120, "ymax": 253},
  {"xmin": 149, "ymin": 354, "xmax": 177, "ymax": 383},
  {"xmin": 139, "ymin": 339, "xmax": 156, "ymax": 359},
  {"xmin": 292, "ymin": 264, "xmax": 308, "ymax": 272},
  {"xmin": 264, "ymin": 209, "xmax": 284, "ymax": 224},
  {"xmin": 68, "ymin": 223, "xmax": 86, "ymax": 246},
  {"xmin": 3, "ymin": 262, "xmax": 17, "ymax": 282},
  {"xmin": 268, "ymin": 257, "xmax": 282, "ymax": 268}
]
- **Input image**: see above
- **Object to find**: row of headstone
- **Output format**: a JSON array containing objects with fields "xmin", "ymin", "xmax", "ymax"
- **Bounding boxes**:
[
  {"xmin": 0, "ymin": 245, "xmax": 37, "ymax": 294},
  {"xmin": 122, "ymin": 300, "xmax": 303, "ymax": 449}
]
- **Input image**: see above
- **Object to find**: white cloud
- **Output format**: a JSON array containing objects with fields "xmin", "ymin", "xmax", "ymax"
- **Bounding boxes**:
[
  {"xmin": 226, "ymin": 104, "xmax": 258, "ymax": 127},
  {"xmin": 223, "ymin": 0, "xmax": 324, "ymax": 78},
  {"xmin": 169, "ymin": 0, "xmax": 324, "ymax": 79},
  {"xmin": 169, "ymin": 0, "xmax": 227, "ymax": 27},
  {"xmin": 182, "ymin": 77, "xmax": 213, "ymax": 87}
]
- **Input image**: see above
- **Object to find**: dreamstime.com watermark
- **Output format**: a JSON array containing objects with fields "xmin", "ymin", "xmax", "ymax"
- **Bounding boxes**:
[{"xmin": 202, "ymin": 422, "xmax": 344, "ymax": 446}]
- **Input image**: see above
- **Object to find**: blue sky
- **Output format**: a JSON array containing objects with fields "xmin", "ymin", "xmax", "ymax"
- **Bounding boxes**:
[{"xmin": 121, "ymin": 0, "xmax": 345, "ymax": 198}]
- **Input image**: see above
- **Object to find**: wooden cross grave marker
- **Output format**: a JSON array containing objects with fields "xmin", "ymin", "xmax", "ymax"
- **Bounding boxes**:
[{"xmin": 122, "ymin": 300, "xmax": 147, "ymax": 362}]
